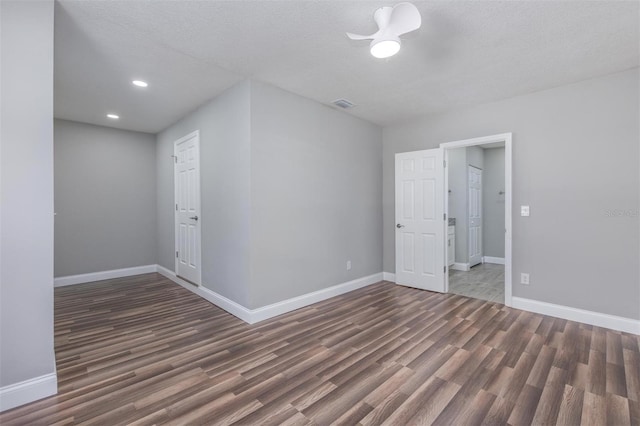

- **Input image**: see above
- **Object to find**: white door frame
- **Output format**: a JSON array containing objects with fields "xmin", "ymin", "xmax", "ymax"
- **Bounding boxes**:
[
  {"xmin": 174, "ymin": 130, "xmax": 202, "ymax": 286},
  {"xmin": 441, "ymin": 133, "xmax": 512, "ymax": 306}
]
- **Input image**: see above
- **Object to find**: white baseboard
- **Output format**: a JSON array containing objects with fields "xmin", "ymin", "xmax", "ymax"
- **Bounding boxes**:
[
  {"xmin": 53, "ymin": 264, "xmax": 383, "ymax": 325},
  {"xmin": 249, "ymin": 273, "xmax": 383, "ymax": 323},
  {"xmin": 0, "ymin": 373, "xmax": 57, "ymax": 412},
  {"xmin": 483, "ymin": 256, "xmax": 505, "ymax": 265},
  {"xmin": 54, "ymin": 265, "xmax": 157, "ymax": 287},
  {"xmin": 155, "ymin": 265, "xmax": 254, "ymax": 323},
  {"xmin": 382, "ymin": 272, "xmax": 396, "ymax": 282},
  {"xmin": 512, "ymin": 297, "xmax": 640, "ymax": 335},
  {"xmin": 52, "ymin": 263, "xmax": 639, "ymax": 340},
  {"xmin": 158, "ymin": 265, "xmax": 382, "ymax": 324},
  {"xmin": 451, "ymin": 263, "xmax": 469, "ymax": 271}
]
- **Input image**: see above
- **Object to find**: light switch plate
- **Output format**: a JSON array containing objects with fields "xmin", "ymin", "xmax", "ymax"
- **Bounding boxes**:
[{"xmin": 521, "ymin": 205, "xmax": 530, "ymax": 217}]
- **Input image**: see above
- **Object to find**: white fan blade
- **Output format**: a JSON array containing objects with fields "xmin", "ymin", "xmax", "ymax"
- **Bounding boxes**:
[
  {"xmin": 388, "ymin": 2, "xmax": 421, "ymax": 36},
  {"xmin": 373, "ymin": 6, "xmax": 394, "ymax": 30},
  {"xmin": 346, "ymin": 31, "xmax": 379, "ymax": 41}
]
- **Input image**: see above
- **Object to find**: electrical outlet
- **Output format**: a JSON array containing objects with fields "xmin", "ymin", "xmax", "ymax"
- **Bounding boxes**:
[
  {"xmin": 521, "ymin": 273, "xmax": 530, "ymax": 285},
  {"xmin": 346, "ymin": 260, "xmax": 352, "ymax": 270},
  {"xmin": 521, "ymin": 205, "xmax": 530, "ymax": 217}
]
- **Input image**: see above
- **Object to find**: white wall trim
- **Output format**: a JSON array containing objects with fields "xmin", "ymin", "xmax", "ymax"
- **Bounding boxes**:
[
  {"xmin": 451, "ymin": 262, "xmax": 470, "ymax": 271},
  {"xmin": 512, "ymin": 297, "xmax": 640, "ymax": 335},
  {"xmin": 158, "ymin": 265, "xmax": 382, "ymax": 324},
  {"xmin": 54, "ymin": 265, "xmax": 157, "ymax": 287},
  {"xmin": 0, "ymin": 373, "xmax": 57, "ymax": 412},
  {"xmin": 483, "ymin": 256, "xmax": 505, "ymax": 265},
  {"xmin": 250, "ymin": 273, "xmax": 383, "ymax": 323},
  {"xmin": 382, "ymin": 272, "xmax": 396, "ymax": 282},
  {"xmin": 155, "ymin": 265, "xmax": 253, "ymax": 323},
  {"xmin": 51, "ymin": 264, "xmax": 639, "ymax": 335},
  {"xmin": 54, "ymin": 265, "xmax": 381, "ymax": 324}
]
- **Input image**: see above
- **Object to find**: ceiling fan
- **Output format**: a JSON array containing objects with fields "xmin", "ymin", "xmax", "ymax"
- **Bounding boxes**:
[{"xmin": 346, "ymin": 2, "xmax": 422, "ymax": 59}]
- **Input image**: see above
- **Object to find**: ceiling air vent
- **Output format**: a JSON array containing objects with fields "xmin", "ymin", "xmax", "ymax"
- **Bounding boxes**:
[{"xmin": 332, "ymin": 99, "xmax": 355, "ymax": 109}]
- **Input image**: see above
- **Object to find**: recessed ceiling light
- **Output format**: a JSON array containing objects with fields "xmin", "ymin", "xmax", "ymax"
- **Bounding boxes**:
[
  {"xmin": 132, "ymin": 80, "xmax": 148, "ymax": 88},
  {"xmin": 106, "ymin": 114, "xmax": 119, "ymax": 119}
]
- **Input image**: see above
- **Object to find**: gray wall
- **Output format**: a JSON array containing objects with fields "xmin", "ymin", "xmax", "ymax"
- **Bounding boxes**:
[
  {"xmin": 249, "ymin": 81, "xmax": 382, "ymax": 309},
  {"xmin": 467, "ymin": 146, "xmax": 484, "ymax": 170},
  {"xmin": 54, "ymin": 120, "xmax": 157, "ymax": 276},
  {"xmin": 383, "ymin": 68, "xmax": 640, "ymax": 320},
  {"xmin": 156, "ymin": 80, "xmax": 382, "ymax": 309},
  {"xmin": 483, "ymin": 147, "xmax": 506, "ymax": 258},
  {"xmin": 447, "ymin": 148, "xmax": 468, "ymax": 263},
  {"xmin": 156, "ymin": 81, "xmax": 252, "ymax": 306},
  {"xmin": 0, "ymin": 0, "xmax": 57, "ymax": 388}
]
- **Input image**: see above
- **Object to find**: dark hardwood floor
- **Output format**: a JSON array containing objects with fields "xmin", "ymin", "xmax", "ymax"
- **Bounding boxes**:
[{"xmin": 1, "ymin": 273, "xmax": 638, "ymax": 425}]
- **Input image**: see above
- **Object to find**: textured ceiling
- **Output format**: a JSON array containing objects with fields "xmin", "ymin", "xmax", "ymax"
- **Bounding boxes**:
[{"xmin": 54, "ymin": 0, "xmax": 639, "ymax": 133}]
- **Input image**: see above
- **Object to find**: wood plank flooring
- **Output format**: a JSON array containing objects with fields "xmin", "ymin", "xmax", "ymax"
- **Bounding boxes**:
[{"xmin": 1, "ymin": 273, "xmax": 638, "ymax": 425}]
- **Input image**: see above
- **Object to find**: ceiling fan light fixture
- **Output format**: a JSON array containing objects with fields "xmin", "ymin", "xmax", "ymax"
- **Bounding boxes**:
[
  {"xmin": 370, "ymin": 38, "xmax": 401, "ymax": 59},
  {"xmin": 347, "ymin": 2, "xmax": 421, "ymax": 60}
]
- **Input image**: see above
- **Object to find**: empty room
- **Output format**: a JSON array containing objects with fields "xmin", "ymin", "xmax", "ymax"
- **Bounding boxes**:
[{"xmin": 1, "ymin": 0, "xmax": 639, "ymax": 425}]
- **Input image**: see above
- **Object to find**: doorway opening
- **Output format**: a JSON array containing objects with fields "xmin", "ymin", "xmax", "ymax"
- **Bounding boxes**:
[
  {"xmin": 442, "ymin": 133, "xmax": 512, "ymax": 306},
  {"xmin": 393, "ymin": 133, "xmax": 512, "ymax": 306}
]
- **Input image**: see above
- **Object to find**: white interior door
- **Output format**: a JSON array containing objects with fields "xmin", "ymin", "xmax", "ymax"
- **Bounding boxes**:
[
  {"xmin": 174, "ymin": 131, "xmax": 201, "ymax": 285},
  {"xmin": 395, "ymin": 149, "xmax": 445, "ymax": 292},
  {"xmin": 468, "ymin": 165, "xmax": 483, "ymax": 267}
]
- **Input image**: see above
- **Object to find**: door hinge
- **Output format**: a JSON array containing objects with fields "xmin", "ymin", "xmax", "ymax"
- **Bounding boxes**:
[
  {"xmin": 443, "ymin": 160, "xmax": 447, "ymax": 168},
  {"xmin": 176, "ymin": 251, "xmax": 179, "ymax": 258},
  {"xmin": 176, "ymin": 204, "xmax": 178, "ymax": 211},
  {"xmin": 443, "ymin": 213, "xmax": 447, "ymax": 221},
  {"xmin": 171, "ymin": 155, "xmax": 177, "ymax": 164},
  {"xmin": 444, "ymin": 266, "xmax": 447, "ymax": 273}
]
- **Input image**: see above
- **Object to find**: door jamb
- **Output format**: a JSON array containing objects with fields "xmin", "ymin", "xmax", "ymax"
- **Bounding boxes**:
[
  {"xmin": 440, "ymin": 133, "xmax": 512, "ymax": 306},
  {"xmin": 173, "ymin": 130, "xmax": 202, "ymax": 286}
]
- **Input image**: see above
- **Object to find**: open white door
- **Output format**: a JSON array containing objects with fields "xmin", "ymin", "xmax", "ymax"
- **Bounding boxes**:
[
  {"xmin": 395, "ymin": 149, "xmax": 446, "ymax": 292},
  {"xmin": 174, "ymin": 131, "xmax": 202, "ymax": 286},
  {"xmin": 468, "ymin": 166, "xmax": 483, "ymax": 267}
]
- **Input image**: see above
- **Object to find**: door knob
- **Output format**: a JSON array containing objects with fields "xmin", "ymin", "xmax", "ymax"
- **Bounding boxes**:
[
  {"xmin": 396, "ymin": 223, "xmax": 404, "ymax": 228},
  {"xmin": 189, "ymin": 216, "xmax": 199, "ymax": 221}
]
